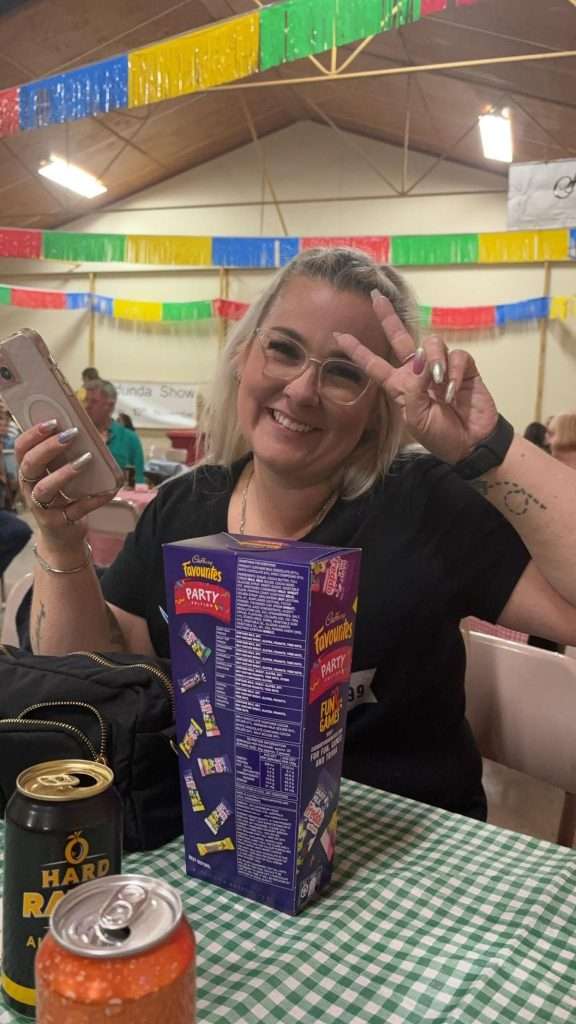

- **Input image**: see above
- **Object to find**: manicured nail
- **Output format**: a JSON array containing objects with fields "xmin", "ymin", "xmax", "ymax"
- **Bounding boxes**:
[
  {"xmin": 432, "ymin": 361, "xmax": 445, "ymax": 385},
  {"xmin": 71, "ymin": 452, "xmax": 92, "ymax": 470},
  {"xmin": 413, "ymin": 347, "xmax": 426, "ymax": 374},
  {"xmin": 446, "ymin": 380, "xmax": 456, "ymax": 404},
  {"xmin": 58, "ymin": 427, "xmax": 79, "ymax": 444},
  {"xmin": 370, "ymin": 288, "xmax": 382, "ymax": 303},
  {"xmin": 39, "ymin": 419, "xmax": 58, "ymax": 434}
]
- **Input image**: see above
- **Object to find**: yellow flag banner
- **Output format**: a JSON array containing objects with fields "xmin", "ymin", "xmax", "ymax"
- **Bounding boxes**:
[
  {"xmin": 125, "ymin": 235, "xmax": 212, "ymax": 266},
  {"xmin": 113, "ymin": 298, "xmax": 163, "ymax": 321},
  {"xmin": 128, "ymin": 13, "xmax": 260, "ymax": 108},
  {"xmin": 479, "ymin": 229, "xmax": 569, "ymax": 264}
]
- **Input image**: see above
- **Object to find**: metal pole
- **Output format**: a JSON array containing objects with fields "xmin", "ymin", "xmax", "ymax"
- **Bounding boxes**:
[
  {"xmin": 535, "ymin": 262, "xmax": 552, "ymax": 422},
  {"xmin": 88, "ymin": 272, "xmax": 96, "ymax": 366}
]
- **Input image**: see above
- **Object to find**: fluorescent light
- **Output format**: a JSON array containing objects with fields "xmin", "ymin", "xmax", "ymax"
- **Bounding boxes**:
[
  {"xmin": 478, "ymin": 108, "xmax": 513, "ymax": 163},
  {"xmin": 38, "ymin": 156, "xmax": 107, "ymax": 198}
]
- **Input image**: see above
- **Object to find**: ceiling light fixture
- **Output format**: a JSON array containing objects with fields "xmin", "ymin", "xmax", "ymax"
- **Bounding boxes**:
[
  {"xmin": 38, "ymin": 156, "xmax": 107, "ymax": 198},
  {"xmin": 478, "ymin": 107, "xmax": 513, "ymax": 164}
]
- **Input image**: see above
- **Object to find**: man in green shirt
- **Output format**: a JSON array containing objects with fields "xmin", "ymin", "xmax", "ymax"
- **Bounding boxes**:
[{"xmin": 84, "ymin": 380, "xmax": 145, "ymax": 484}]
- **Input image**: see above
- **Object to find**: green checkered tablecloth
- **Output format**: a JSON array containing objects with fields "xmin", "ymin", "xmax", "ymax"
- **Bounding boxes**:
[{"xmin": 1, "ymin": 780, "xmax": 575, "ymax": 1022}]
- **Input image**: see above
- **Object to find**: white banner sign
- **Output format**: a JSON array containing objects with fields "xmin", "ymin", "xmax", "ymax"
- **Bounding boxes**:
[
  {"xmin": 113, "ymin": 380, "xmax": 197, "ymax": 429},
  {"xmin": 508, "ymin": 159, "xmax": 576, "ymax": 230}
]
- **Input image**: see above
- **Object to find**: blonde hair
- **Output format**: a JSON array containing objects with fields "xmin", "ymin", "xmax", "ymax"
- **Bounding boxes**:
[
  {"xmin": 201, "ymin": 247, "xmax": 421, "ymax": 500},
  {"xmin": 551, "ymin": 413, "xmax": 576, "ymax": 451}
]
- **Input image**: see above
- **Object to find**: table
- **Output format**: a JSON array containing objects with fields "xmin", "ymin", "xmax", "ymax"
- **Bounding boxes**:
[{"xmin": 1, "ymin": 781, "xmax": 575, "ymax": 1023}]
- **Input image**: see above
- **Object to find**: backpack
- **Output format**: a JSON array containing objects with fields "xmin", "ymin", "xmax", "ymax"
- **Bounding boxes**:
[{"xmin": 0, "ymin": 645, "xmax": 181, "ymax": 852}]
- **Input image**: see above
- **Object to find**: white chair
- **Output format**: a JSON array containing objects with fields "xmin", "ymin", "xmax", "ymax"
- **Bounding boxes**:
[
  {"xmin": 85, "ymin": 499, "xmax": 139, "ymax": 567},
  {"xmin": 1, "ymin": 571, "xmax": 33, "ymax": 646},
  {"xmin": 464, "ymin": 629, "xmax": 576, "ymax": 847}
]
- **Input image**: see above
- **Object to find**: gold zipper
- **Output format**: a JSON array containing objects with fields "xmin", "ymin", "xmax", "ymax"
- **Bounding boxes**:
[
  {"xmin": 18, "ymin": 700, "xmax": 107, "ymax": 761},
  {"xmin": 0, "ymin": 713, "xmax": 101, "ymax": 762},
  {"xmin": 74, "ymin": 652, "xmax": 175, "ymax": 714}
]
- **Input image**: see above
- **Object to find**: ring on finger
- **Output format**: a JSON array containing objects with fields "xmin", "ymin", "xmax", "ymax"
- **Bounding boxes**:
[
  {"xmin": 401, "ymin": 352, "xmax": 416, "ymax": 365},
  {"xmin": 62, "ymin": 508, "xmax": 74, "ymax": 527},
  {"xmin": 19, "ymin": 469, "xmax": 42, "ymax": 486},
  {"xmin": 31, "ymin": 491, "xmax": 56, "ymax": 512}
]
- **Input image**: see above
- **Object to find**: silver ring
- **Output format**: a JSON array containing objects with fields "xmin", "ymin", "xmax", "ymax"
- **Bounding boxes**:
[
  {"xmin": 19, "ymin": 469, "xmax": 42, "ymax": 486},
  {"xmin": 62, "ymin": 508, "xmax": 74, "ymax": 526},
  {"xmin": 31, "ymin": 492, "xmax": 54, "ymax": 511}
]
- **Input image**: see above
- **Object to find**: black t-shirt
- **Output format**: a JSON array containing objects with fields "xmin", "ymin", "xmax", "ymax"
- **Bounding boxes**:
[{"xmin": 101, "ymin": 455, "xmax": 530, "ymax": 818}]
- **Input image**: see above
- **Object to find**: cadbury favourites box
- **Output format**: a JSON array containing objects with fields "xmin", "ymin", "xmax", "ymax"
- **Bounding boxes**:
[{"xmin": 163, "ymin": 533, "xmax": 361, "ymax": 914}]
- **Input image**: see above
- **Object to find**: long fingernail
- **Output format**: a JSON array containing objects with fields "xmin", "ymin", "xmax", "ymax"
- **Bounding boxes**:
[
  {"xmin": 58, "ymin": 427, "xmax": 79, "ymax": 444},
  {"xmin": 446, "ymin": 380, "xmax": 456, "ymax": 404},
  {"xmin": 413, "ymin": 347, "xmax": 426, "ymax": 375},
  {"xmin": 71, "ymin": 452, "xmax": 92, "ymax": 470},
  {"xmin": 432, "ymin": 361, "xmax": 445, "ymax": 385},
  {"xmin": 370, "ymin": 288, "xmax": 383, "ymax": 303},
  {"xmin": 39, "ymin": 419, "xmax": 58, "ymax": 434}
]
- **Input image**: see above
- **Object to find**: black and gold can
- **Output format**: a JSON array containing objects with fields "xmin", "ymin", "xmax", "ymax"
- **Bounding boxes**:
[{"xmin": 1, "ymin": 759, "xmax": 122, "ymax": 1018}]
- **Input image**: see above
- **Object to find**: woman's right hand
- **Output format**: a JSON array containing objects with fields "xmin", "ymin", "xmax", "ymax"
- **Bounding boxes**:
[{"xmin": 15, "ymin": 420, "xmax": 115, "ymax": 552}]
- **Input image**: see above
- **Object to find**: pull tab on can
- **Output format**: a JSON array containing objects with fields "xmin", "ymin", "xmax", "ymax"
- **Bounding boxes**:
[
  {"xmin": 50, "ymin": 874, "xmax": 183, "ymax": 957},
  {"xmin": 97, "ymin": 882, "xmax": 148, "ymax": 942}
]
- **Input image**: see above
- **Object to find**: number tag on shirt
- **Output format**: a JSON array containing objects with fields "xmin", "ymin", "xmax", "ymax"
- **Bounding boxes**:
[{"xmin": 347, "ymin": 669, "xmax": 377, "ymax": 712}]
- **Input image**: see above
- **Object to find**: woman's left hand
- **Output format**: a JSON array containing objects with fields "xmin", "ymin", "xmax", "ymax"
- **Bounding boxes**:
[{"xmin": 335, "ymin": 292, "xmax": 500, "ymax": 465}]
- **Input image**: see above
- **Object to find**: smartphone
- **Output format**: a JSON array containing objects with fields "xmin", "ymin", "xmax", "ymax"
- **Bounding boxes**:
[{"xmin": 0, "ymin": 329, "xmax": 124, "ymax": 501}]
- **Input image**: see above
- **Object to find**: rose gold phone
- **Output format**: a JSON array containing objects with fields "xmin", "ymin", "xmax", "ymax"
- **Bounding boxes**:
[{"xmin": 0, "ymin": 328, "xmax": 124, "ymax": 501}]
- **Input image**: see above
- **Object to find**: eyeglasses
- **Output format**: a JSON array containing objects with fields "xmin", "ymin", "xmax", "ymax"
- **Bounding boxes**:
[{"xmin": 255, "ymin": 328, "xmax": 372, "ymax": 406}]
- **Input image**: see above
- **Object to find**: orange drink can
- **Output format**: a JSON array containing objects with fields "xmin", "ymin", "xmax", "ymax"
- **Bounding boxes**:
[{"xmin": 35, "ymin": 874, "xmax": 196, "ymax": 1024}]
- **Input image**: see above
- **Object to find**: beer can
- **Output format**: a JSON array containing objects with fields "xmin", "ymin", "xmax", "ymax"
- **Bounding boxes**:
[
  {"xmin": 124, "ymin": 464, "xmax": 136, "ymax": 489},
  {"xmin": 36, "ymin": 875, "xmax": 196, "ymax": 1024},
  {"xmin": 1, "ymin": 759, "xmax": 122, "ymax": 1019}
]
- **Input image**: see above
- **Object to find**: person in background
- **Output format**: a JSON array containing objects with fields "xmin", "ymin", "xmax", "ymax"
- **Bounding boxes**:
[
  {"xmin": 84, "ymin": 379, "xmax": 145, "ymax": 484},
  {"xmin": 75, "ymin": 366, "xmax": 100, "ymax": 405},
  {"xmin": 117, "ymin": 413, "xmax": 136, "ymax": 431},
  {"xmin": 0, "ymin": 433, "xmax": 31, "ymax": 577},
  {"xmin": 0, "ymin": 398, "xmax": 22, "ymax": 509},
  {"xmin": 547, "ymin": 414, "xmax": 576, "ymax": 470},
  {"xmin": 523, "ymin": 421, "xmax": 549, "ymax": 452},
  {"xmin": 15, "ymin": 247, "xmax": 576, "ymax": 822}
]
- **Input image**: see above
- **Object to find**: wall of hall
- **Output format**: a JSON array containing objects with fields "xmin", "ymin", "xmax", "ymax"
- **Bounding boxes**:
[{"xmin": 0, "ymin": 120, "xmax": 574, "ymax": 450}]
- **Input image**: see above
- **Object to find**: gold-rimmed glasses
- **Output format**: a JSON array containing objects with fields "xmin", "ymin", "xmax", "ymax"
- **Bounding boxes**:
[{"xmin": 255, "ymin": 328, "xmax": 372, "ymax": 406}]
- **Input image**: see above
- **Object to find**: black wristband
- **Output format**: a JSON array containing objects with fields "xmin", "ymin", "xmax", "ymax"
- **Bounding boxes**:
[{"xmin": 452, "ymin": 414, "xmax": 515, "ymax": 481}]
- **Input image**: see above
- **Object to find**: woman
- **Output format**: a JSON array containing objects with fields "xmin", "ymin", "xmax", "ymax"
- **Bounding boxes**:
[
  {"xmin": 547, "ymin": 413, "xmax": 576, "ymax": 469},
  {"xmin": 15, "ymin": 248, "xmax": 576, "ymax": 819}
]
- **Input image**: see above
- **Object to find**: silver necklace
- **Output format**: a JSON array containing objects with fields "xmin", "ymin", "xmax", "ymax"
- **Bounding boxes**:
[{"xmin": 239, "ymin": 465, "xmax": 337, "ymax": 536}]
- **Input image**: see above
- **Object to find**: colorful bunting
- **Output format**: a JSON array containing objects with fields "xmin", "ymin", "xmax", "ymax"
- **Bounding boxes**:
[
  {"xmin": 0, "ymin": 228, "xmax": 570, "ymax": 268},
  {"xmin": 19, "ymin": 57, "xmax": 128, "ymax": 131},
  {"xmin": 301, "ymin": 236, "xmax": 390, "ymax": 262},
  {"xmin": 212, "ymin": 237, "xmax": 299, "ymax": 268},
  {"xmin": 0, "ymin": 282, "xmax": 572, "ymax": 328},
  {"xmin": 128, "ymin": 14, "xmax": 259, "ymax": 108},
  {"xmin": 0, "ymin": 228, "xmax": 42, "ymax": 260},
  {"xmin": 391, "ymin": 233, "xmax": 479, "ymax": 265},
  {"xmin": 0, "ymin": 0, "xmax": 481, "ymax": 139}
]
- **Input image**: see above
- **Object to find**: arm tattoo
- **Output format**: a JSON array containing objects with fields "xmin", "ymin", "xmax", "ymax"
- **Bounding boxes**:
[
  {"xmin": 470, "ymin": 478, "xmax": 547, "ymax": 516},
  {"xmin": 34, "ymin": 601, "xmax": 46, "ymax": 652},
  {"xmin": 105, "ymin": 605, "xmax": 127, "ymax": 651}
]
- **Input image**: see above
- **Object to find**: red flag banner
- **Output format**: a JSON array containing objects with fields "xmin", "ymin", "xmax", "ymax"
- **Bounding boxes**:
[
  {"xmin": 11, "ymin": 288, "xmax": 68, "ymax": 309},
  {"xmin": 301, "ymin": 236, "xmax": 390, "ymax": 262},
  {"xmin": 213, "ymin": 298, "xmax": 248, "ymax": 320},
  {"xmin": 432, "ymin": 305, "xmax": 495, "ymax": 329},
  {"xmin": 0, "ymin": 228, "xmax": 42, "ymax": 259}
]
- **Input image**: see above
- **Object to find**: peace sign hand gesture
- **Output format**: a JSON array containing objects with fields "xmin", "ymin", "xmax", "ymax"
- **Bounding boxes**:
[{"xmin": 335, "ymin": 291, "xmax": 499, "ymax": 465}]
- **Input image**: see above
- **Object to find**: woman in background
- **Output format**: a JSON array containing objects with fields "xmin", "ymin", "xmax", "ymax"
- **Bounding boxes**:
[
  {"xmin": 523, "ymin": 421, "xmax": 549, "ymax": 452},
  {"xmin": 547, "ymin": 413, "xmax": 576, "ymax": 469}
]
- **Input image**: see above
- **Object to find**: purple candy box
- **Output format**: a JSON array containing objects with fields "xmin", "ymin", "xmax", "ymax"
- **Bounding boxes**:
[{"xmin": 163, "ymin": 532, "xmax": 361, "ymax": 914}]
